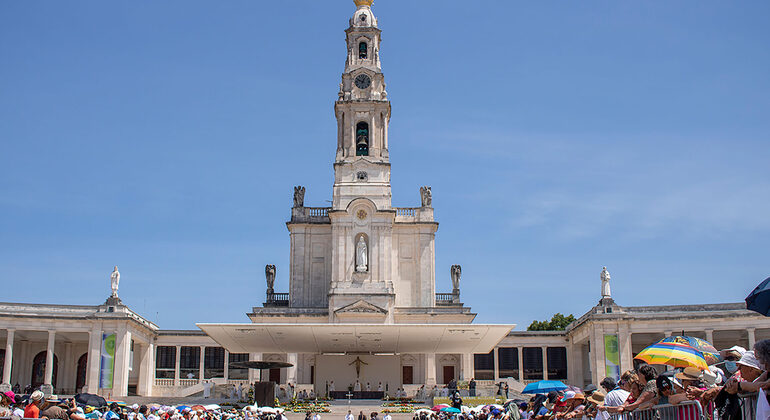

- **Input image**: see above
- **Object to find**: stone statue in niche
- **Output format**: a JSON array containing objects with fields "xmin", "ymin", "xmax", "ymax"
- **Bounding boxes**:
[
  {"xmin": 265, "ymin": 264, "xmax": 276, "ymax": 293},
  {"xmin": 601, "ymin": 266, "xmax": 611, "ymax": 298},
  {"xmin": 293, "ymin": 186, "xmax": 305, "ymax": 208},
  {"xmin": 451, "ymin": 265, "xmax": 461, "ymax": 291},
  {"xmin": 420, "ymin": 186, "xmax": 432, "ymax": 207},
  {"xmin": 110, "ymin": 266, "xmax": 120, "ymax": 298},
  {"xmin": 355, "ymin": 236, "xmax": 368, "ymax": 272}
]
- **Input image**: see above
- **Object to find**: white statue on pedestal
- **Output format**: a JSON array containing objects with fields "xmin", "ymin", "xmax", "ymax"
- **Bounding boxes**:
[
  {"xmin": 601, "ymin": 266, "xmax": 611, "ymax": 298},
  {"xmin": 355, "ymin": 236, "xmax": 368, "ymax": 272},
  {"xmin": 110, "ymin": 266, "xmax": 120, "ymax": 298}
]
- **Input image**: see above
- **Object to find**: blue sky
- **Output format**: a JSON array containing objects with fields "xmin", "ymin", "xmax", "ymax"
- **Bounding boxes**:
[{"xmin": 1, "ymin": 1, "xmax": 769, "ymax": 330}]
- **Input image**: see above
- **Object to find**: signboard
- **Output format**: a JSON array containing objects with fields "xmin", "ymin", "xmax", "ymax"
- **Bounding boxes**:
[
  {"xmin": 604, "ymin": 334, "xmax": 620, "ymax": 380},
  {"xmin": 99, "ymin": 333, "xmax": 116, "ymax": 389}
]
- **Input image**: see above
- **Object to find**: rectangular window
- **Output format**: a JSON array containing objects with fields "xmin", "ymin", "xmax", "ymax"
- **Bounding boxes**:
[
  {"xmin": 228, "ymin": 353, "xmax": 249, "ymax": 380},
  {"xmin": 155, "ymin": 346, "xmax": 176, "ymax": 379},
  {"xmin": 547, "ymin": 347, "xmax": 568, "ymax": 379},
  {"xmin": 473, "ymin": 351, "xmax": 494, "ymax": 380},
  {"xmin": 180, "ymin": 346, "xmax": 200, "ymax": 379},
  {"xmin": 498, "ymin": 347, "xmax": 519, "ymax": 379},
  {"xmin": 523, "ymin": 347, "xmax": 544, "ymax": 380},
  {"xmin": 204, "ymin": 347, "xmax": 225, "ymax": 379}
]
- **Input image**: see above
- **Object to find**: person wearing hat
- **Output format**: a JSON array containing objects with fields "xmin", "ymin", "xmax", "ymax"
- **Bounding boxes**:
[
  {"xmin": 0, "ymin": 391, "xmax": 15, "ymax": 417},
  {"xmin": 724, "ymin": 350, "xmax": 768, "ymax": 394},
  {"xmin": 25, "ymin": 390, "xmax": 45, "ymax": 418},
  {"xmin": 40, "ymin": 395, "xmax": 69, "ymax": 420},
  {"xmin": 105, "ymin": 402, "xmax": 122, "ymax": 420}
]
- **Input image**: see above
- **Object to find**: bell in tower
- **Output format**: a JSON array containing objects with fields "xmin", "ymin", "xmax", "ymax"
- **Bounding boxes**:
[{"xmin": 356, "ymin": 122, "xmax": 369, "ymax": 156}]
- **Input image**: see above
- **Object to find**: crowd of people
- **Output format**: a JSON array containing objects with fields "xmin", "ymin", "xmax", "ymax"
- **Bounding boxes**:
[{"xmin": 427, "ymin": 339, "xmax": 769, "ymax": 420}]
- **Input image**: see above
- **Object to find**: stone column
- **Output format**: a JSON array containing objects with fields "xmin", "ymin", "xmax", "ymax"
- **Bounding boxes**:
[
  {"xmin": 224, "ymin": 350, "xmax": 230, "ymax": 381},
  {"xmin": 248, "ymin": 353, "xmax": 262, "ymax": 383},
  {"xmin": 591, "ymin": 326, "xmax": 606, "ymax": 386},
  {"xmin": 541, "ymin": 347, "xmax": 548, "ymax": 380},
  {"xmin": 2, "ymin": 330, "xmax": 14, "ymax": 386},
  {"xmin": 86, "ymin": 328, "xmax": 102, "ymax": 394},
  {"xmin": 112, "ymin": 327, "xmax": 132, "ymax": 397},
  {"xmin": 748, "ymin": 328, "xmax": 756, "ymax": 349},
  {"xmin": 704, "ymin": 329, "xmax": 714, "ymax": 344},
  {"xmin": 44, "ymin": 330, "xmax": 56, "ymax": 391},
  {"xmin": 287, "ymin": 353, "xmax": 298, "ymax": 385},
  {"xmin": 618, "ymin": 324, "xmax": 633, "ymax": 374},
  {"xmin": 425, "ymin": 353, "xmax": 437, "ymax": 386},
  {"xmin": 492, "ymin": 349, "xmax": 499, "ymax": 382},
  {"xmin": 460, "ymin": 353, "xmax": 472, "ymax": 381},
  {"xmin": 199, "ymin": 346, "xmax": 206, "ymax": 382},
  {"xmin": 517, "ymin": 347, "xmax": 524, "ymax": 381},
  {"xmin": 174, "ymin": 346, "xmax": 181, "ymax": 386},
  {"xmin": 137, "ymin": 342, "xmax": 154, "ymax": 397}
]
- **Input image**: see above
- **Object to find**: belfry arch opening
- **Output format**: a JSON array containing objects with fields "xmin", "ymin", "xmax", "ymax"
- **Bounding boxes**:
[
  {"xmin": 358, "ymin": 41, "xmax": 368, "ymax": 59},
  {"xmin": 356, "ymin": 121, "xmax": 369, "ymax": 156}
]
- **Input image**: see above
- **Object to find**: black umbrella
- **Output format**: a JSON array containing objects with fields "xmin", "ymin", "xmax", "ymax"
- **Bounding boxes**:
[
  {"xmin": 746, "ymin": 277, "xmax": 770, "ymax": 316},
  {"xmin": 74, "ymin": 393, "xmax": 107, "ymax": 408},
  {"xmin": 228, "ymin": 361, "xmax": 293, "ymax": 370}
]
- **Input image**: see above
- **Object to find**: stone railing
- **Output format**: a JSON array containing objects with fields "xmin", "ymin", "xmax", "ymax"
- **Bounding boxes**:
[
  {"xmin": 179, "ymin": 378, "xmax": 197, "ymax": 387},
  {"xmin": 395, "ymin": 207, "xmax": 434, "ymax": 223},
  {"xmin": 265, "ymin": 292, "xmax": 289, "ymax": 307},
  {"xmin": 154, "ymin": 378, "xmax": 174, "ymax": 387},
  {"xmin": 435, "ymin": 293, "xmax": 455, "ymax": 304},
  {"xmin": 291, "ymin": 207, "xmax": 332, "ymax": 223}
]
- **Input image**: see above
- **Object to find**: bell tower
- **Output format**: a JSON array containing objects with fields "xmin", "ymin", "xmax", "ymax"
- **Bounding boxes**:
[{"xmin": 333, "ymin": 0, "xmax": 392, "ymax": 211}]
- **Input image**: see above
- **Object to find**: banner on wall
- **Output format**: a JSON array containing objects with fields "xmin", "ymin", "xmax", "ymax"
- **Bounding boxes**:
[
  {"xmin": 99, "ymin": 333, "xmax": 116, "ymax": 389},
  {"xmin": 604, "ymin": 334, "xmax": 620, "ymax": 380}
]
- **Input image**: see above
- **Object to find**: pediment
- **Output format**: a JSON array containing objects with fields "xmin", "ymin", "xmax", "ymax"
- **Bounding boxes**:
[{"xmin": 335, "ymin": 299, "xmax": 387, "ymax": 314}]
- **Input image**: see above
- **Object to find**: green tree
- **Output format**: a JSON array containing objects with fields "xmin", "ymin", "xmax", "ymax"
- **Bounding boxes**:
[{"xmin": 527, "ymin": 313, "xmax": 576, "ymax": 331}]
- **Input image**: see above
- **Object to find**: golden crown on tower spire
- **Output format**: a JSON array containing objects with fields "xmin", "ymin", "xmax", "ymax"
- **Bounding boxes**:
[{"xmin": 354, "ymin": 0, "xmax": 374, "ymax": 7}]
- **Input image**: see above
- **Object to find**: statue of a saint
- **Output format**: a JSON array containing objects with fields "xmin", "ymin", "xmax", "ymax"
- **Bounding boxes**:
[
  {"xmin": 265, "ymin": 264, "xmax": 276, "ymax": 293},
  {"xmin": 420, "ymin": 186, "xmax": 432, "ymax": 207},
  {"xmin": 601, "ymin": 266, "xmax": 611, "ymax": 298},
  {"xmin": 293, "ymin": 186, "xmax": 306, "ymax": 208},
  {"xmin": 355, "ymin": 236, "xmax": 368, "ymax": 272},
  {"xmin": 110, "ymin": 266, "xmax": 120, "ymax": 298},
  {"xmin": 451, "ymin": 265, "xmax": 461, "ymax": 291}
]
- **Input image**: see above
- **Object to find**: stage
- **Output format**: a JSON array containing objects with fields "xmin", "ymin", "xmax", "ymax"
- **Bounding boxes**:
[{"xmin": 329, "ymin": 391, "xmax": 385, "ymax": 400}]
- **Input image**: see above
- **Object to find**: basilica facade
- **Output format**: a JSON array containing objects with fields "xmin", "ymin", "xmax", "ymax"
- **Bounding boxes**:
[{"xmin": 1, "ymin": 0, "xmax": 768, "ymax": 400}]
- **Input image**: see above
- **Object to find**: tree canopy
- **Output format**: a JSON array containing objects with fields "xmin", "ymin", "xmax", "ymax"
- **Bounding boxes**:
[{"xmin": 527, "ymin": 313, "xmax": 576, "ymax": 331}]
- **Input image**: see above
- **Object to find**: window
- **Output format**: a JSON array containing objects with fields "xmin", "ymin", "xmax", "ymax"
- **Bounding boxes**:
[
  {"xmin": 547, "ymin": 347, "xmax": 568, "ymax": 380},
  {"xmin": 229, "ymin": 353, "xmax": 249, "ymax": 380},
  {"xmin": 155, "ymin": 346, "xmax": 176, "ymax": 379},
  {"xmin": 204, "ymin": 347, "xmax": 225, "ymax": 379},
  {"xmin": 356, "ymin": 122, "xmax": 369, "ymax": 156},
  {"xmin": 498, "ymin": 347, "xmax": 519, "ymax": 379},
  {"xmin": 358, "ymin": 41, "xmax": 367, "ymax": 59},
  {"xmin": 473, "ymin": 351, "xmax": 494, "ymax": 380},
  {"xmin": 523, "ymin": 347, "xmax": 544, "ymax": 380},
  {"xmin": 180, "ymin": 346, "xmax": 200, "ymax": 379}
]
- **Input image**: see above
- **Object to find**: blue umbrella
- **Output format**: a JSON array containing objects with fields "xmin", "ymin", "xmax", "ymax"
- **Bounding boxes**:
[
  {"xmin": 440, "ymin": 407, "xmax": 461, "ymax": 413},
  {"xmin": 746, "ymin": 277, "xmax": 770, "ymax": 316},
  {"xmin": 521, "ymin": 380, "xmax": 569, "ymax": 394}
]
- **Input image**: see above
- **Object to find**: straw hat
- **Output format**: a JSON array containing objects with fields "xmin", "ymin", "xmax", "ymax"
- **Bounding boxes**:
[
  {"xmin": 675, "ymin": 367, "xmax": 702, "ymax": 381},
  {"xmin": 587, "ymin": 391, "xmax": 605, "ymax": 405}
]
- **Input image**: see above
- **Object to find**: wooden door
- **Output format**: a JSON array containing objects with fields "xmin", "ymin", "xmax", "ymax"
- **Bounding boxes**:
[
  {"xmin": 402, "ymin": 365, "xmax": 414, "ymax": 384},
  {"xmin": 442, "ymin": 365, "xmax": 454, "ymax": 385},
  {"xmin": 269, "ymin": 368, "xmax": 280, "ymax": 383}
]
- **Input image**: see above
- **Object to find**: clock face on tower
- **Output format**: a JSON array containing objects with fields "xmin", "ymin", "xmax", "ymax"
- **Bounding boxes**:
[{"xmin": 354, "ymin": 74, "xmax": 371, "ymax": 89}]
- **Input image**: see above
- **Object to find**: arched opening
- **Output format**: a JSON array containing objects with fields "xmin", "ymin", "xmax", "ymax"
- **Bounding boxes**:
[
  {"xmin": 358, "ymin": 41, "xmax": 368, "ymax": 59},
  {"xmin": 31, "ymin": 351, "xmax": 58, "ymax": 389},
  {"xmin": 356, "ymin": 122, "xmax": 369, "ymax": 156},
  {"xmin": 76, "ymin": 353, "xmax": 88, "ymax": 392}
]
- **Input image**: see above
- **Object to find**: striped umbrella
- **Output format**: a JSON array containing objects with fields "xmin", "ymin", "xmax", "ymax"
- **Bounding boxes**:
[
  {"xmin": 634, "ymin": 340, "xmax": 709, "ymax": 370},
  {"xmin": 659, "ymin": 335, "xmax": 722, "ymax": 365}
]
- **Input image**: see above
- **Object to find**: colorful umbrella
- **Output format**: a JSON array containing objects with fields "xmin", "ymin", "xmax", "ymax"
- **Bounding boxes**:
[
  {"xmin": 521, "ymin": 380, "xmax": 569, "ymax": 394},
  {"xmin": 659, "ymin": 335, "xmax": 722, "ymax": 365},
  {"xmin": 634, "ymin": 340, "xmax": 708, "ymax": 370},
  {"xmin": 440, "ymin": 407, "xmax": 461, "ymax": 413},
  {"xmin": 431, "ymin": 404, "xmax": 449, "ymax": 412}
]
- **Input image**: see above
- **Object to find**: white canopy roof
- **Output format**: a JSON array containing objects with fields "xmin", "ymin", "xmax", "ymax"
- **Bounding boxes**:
[{"xmin": 196, "ymin": 323, "xmax": 514, "ymax": 354}]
